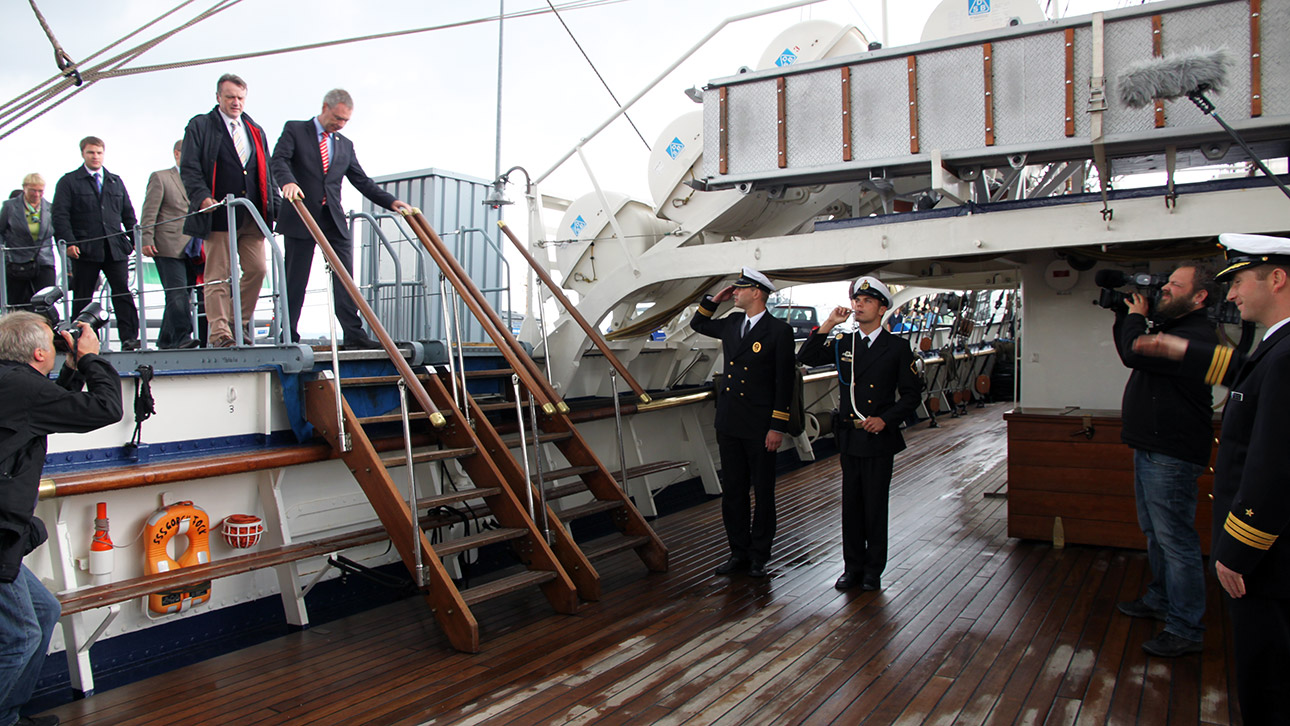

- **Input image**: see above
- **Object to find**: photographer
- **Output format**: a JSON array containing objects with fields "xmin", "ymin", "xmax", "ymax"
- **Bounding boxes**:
[
  {"xmin": 1109, "ymin": 263, "xmax": 1218, "ymax": 658},
  {"xmin": 0, "ymin": 312, "xmax": 122, "ymax": 726}
]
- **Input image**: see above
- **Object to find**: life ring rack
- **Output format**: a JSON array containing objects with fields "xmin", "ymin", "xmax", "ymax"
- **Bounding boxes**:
[{"xmin": 143, "ymin": 501, "xmax": 212, "ymax": 615}]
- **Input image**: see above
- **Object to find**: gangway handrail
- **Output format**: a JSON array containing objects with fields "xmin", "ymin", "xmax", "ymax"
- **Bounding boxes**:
[
  {"xmin": 497, "ymin": 220, "xmax": 650, "ymax": 404},
  {"xmin": 404, "ymin": 212, "xmax": 564, "ymax": 414},
  {"xmin": 348, "ymin": 211, "xmax": 405, "ymax": 338},
  {"xmin": 289, "ymin": 199, "xmax": 446, "ymax": 427}
]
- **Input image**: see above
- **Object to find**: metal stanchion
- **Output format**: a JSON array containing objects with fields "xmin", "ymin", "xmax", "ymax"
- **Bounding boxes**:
[
  {"xmin": 610, "ymin": 369, "xmax": 629, "ymax": 491},
  {"xmin": 224, "ymin": 196, "xmax": 244, "ymax": 346},
  {"xmin": 132, "ymin": 225, "xmax": 148, "ymax": 350},
  {"xmin": 451, "ymin": 286, "xmax": 469, "ymax": 419},
  {"xmin": 533, "ymin": 278, "xmax": 552, "ymax": 384},
  {"xmin": 439, "ymin": 275, "xmax": 460, "ymax": 411},
  {"xmin": 325, "ymin": 260, "xmax": 349, "ymax": 452},
  {"xmin": 512, "ymin": 374, "xmax": 535, "ymax": 521},
  {"xmin": 527, "ymin": 395, "xmax": 550, "ymax": 543},
  {"xmin": 397, "ymin": 379, "xmax": 426, "ymax": 588}
]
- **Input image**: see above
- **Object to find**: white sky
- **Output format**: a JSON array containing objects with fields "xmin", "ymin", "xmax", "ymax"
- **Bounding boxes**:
[{"xmin": 0, "ymin": 0, "xmax": 1131, "ymax": 334}]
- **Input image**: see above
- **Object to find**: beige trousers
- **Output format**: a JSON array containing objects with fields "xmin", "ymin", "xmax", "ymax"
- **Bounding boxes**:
[{"xmin": 204, "ymin": 216, "xmax": 266, "ymax": 340}]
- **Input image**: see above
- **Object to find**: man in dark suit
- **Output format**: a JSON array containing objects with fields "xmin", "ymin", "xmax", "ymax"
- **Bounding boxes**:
[
  {"xmin": 1133, "ymin": 233, "xmax": 1290, "ymax": 724},
  {"xmin": 798, "ymin": 276, "xmax": 922, "ymax": 591},
  {"xmin": 271, "ymin": 89, "xmax": 411, "ymax": 348},
  {"xmin": 50, "ymin": 136, "xmax": 140, "ymax": 350},
  {"xmin": 180, "ymin": 73, "xmax": 279, "ymax": 348},
  {"xmin": 690, "ymin": 267, "xmax": 795, "ymax": 578}
]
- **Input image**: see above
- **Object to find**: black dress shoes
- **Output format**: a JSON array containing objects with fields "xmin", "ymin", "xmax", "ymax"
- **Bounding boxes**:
[
  {"xmin": 121, "ymin": 338, "xmax": 141, "ymax": 351},
  {"xmin": 834, "ymin": 573, "xmax": 859, "ymax": 590},
  {"xmin": 748, "ymin": 562, "xmax": 768, "ymax": 578},
  {"xmin": 178, "ymin": 338, "xmax": 201, "ymax": 349},
  {"xmin": 714, "ymin": 557, "xmax": 749, "ymax": 576},
  {"xmin": 342, "ymin": 336, "xmax": 382, "ymax": 351},
  {"xmin": 861, "ymin": 576, "xmax": 881, "ymax": 591}
]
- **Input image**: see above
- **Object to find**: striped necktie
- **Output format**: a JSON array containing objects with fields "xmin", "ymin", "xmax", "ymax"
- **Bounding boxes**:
[
  {"xmin": 231, "ymin": 121, "xmax": 249, "ymax": 166},
  {"xmin": 319, "ymin": 132, "xmax": 330, "ymax": 173},
  {"xmin": 93, "ymin": 172, "xmax": 102, "ymax": 192}
]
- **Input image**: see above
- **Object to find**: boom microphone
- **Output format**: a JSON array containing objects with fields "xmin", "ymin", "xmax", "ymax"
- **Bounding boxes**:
[{"xmin": 1117, "ymin": 48, "xmax": 1228, "ymax": 109}]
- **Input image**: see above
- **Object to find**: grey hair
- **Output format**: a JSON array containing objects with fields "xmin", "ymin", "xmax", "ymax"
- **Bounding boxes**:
[
  {"xmin": 0, "ymin": 311, "xmax": 53, "ymax": 364},
  {"xmin": 1118, "ymin": 47, "xmax": 1229, "ymax": 109},
  {"xmin": 22, "ymin": 173, "xmax": 44, "ymax": 187},
  {"xmin": 323, "ymin": 88, "xmax": 353, "ymax": 108}
]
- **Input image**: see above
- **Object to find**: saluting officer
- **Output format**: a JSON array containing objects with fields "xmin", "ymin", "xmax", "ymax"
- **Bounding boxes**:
[
  {"xmin": 798, "ymin": 276, "xmax": 922, "ymax": 591},
  {"xmin": 1133, "ymin": 233, "xmax": 1290, "ymax": 724},
  {"xmin": 690, "ymin": 267, "xmax": 795, "ymax": 579}
]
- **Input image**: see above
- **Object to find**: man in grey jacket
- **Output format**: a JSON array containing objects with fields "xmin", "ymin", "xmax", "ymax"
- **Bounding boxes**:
[{"xmin": 141, "ymin": 142, "xmax": 199, "ymax": 349}]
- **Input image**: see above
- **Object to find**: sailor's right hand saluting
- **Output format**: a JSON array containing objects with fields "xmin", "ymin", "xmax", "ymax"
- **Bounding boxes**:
[{"xmin": 710, "ymin": 285, "xmax": 735, "ymax": 303}]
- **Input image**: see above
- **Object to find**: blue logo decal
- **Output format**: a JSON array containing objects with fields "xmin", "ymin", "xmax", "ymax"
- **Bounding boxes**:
[
  {"xmin": 775, "ymin": 47, "xmax": 799, "ymax": 67},
  {"xmin": 969, "ymin": 0, "xmax": 990, "ymax": 16},
  {"xmin": 666, "ymin": 137, "xmax": 686, "ymax": 160},
  {"xmin": 570, "ymin": 215, "xmax": 587, "ymax": 236}
]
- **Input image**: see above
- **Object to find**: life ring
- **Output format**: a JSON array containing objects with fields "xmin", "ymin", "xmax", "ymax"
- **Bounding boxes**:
[{"xmin": 143, "ymin": 501, "xmax": 212, "ymax": 615}]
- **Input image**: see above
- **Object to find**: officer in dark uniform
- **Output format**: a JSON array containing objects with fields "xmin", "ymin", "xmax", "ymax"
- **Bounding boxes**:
[
  {"xmin": 798, "ymin": 276, "xmax": 922, "ymax": 591},
  {"xmin": 1133, "ymin": 233, "xmax": 1290, "ymax": 724},
  {"xmin": 690, "ymin": 267, "xmax": 795, "ymax": 578}
]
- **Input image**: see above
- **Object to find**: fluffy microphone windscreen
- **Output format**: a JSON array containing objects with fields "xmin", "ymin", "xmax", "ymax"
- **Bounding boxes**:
[{"xmin": 1117, "ymin": 47, "xmax": 1229, "ymax": 108}]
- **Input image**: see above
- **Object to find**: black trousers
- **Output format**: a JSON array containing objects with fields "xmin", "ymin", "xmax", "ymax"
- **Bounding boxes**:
[
  {"xmin": 5, "ymin": 265, "xmax": 56, "ymax": 310},
  {"xmin": 153, "ymin": 256, "xmax": 200, "ymax": 348},
  {"xmin": 716, "ymin": 432, "xmax": 777, "ymax": 564},
  {"xmin": 283, "ymin": 212, "xmax": 366, "ymax": 344},
  {"xmin": 838, "ymin": 431, "xmax": 894, "ymax": 579},
  {"xmin": 1227, "ymin": 592, "xmax": 1290, "ymax": 724},
  {"xmin": 71, "ymin": 256, "xmax": 138, "ymax": 342}
]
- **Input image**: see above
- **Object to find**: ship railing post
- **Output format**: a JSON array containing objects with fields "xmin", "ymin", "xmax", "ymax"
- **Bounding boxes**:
[
  {"xmin": 349, "ymin": 212, "xmax": 405, "ymax": 339},
  {"xmin": 132, "ymin": 223, "xmax": 148, "ymax": 350},
  {"xmin": 439, "ymin": 275, "xmax": 465, "ymax": 420},
  {"xmin": 611, "ymin": 368, "xmax": 630, "ymax": 492},
  {"xmin": 397, "ymin": 378, "xmax": 425, "ymax": 587},
  {"xmin": 527, "ymin": 393, "xmax": 550, "ymax": 544},
  {"xmin": 450, "ymin": 285, "xmax": 470, "ymax": 426},
  {"xmin": 512, "ymin": 374, "xmax": 536, "ymax": 521},
  {"xmin": 223, "ymin": 195, "xmax": 244, "ymax": 346},
  {"xmin": 323, "ymin": 259, "xmax": 350, "ymax": 452}
]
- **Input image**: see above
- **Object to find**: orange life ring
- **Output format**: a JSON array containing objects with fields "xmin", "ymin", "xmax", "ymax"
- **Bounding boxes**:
[{"xmin": 143, "ymin": 501, "xmax": 212, "ymax": 615}]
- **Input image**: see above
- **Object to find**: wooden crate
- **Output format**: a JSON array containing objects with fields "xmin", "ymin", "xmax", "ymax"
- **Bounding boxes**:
[{"xmin": 1005, "ymin": 408, "xmax": 1219, "ymax": 552}]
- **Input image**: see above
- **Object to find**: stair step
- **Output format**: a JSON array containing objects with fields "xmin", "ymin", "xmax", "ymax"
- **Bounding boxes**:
[
  {"xmin": 434, "ymin": 527, "xmax": 527, "ymax": 557},
  {"xmin": 533, "ymin": 465, "xmax": 599, "ymax": 483},
  {"xmin": 380, "ymin": 446, "xmax": 477, "ymax": 468},
  {"xmin": 463, "ymin": 368, "xmax": 513, "ymax": 379},
  {"xmin": 498, "ymin": 431, "xmax": 574, "ymax": 448},
  {"xmin": 581, "ymin": 535, "xmax": 652, "ymax": 561},
  {"xmin": 613, "ymin": 460, "xmax": 691, "ymax": 481},
  {"xmin": 544, "ymin": 481, "xmax": 590, "ymax": 501},
  {"xmin": 460, "ymin": 569, "xmax": 559, "ymax": 606},
  {"xmin": 341, "ymin": 373, "xmax": 433, "ymax": 387},
  {"xmin": 559, "ymin": 499, "xmax": 625, "ymax": 521},
  {"xmin": 475, "ymin": 399, "xmax": 516, "ymax": 413},
  {"xmin": 419, "ymin": 486, "xmax": 501, "ymax": 510}
]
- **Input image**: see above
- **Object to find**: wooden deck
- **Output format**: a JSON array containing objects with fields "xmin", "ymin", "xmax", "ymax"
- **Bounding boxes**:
[{"xmin": 46, "ymin": 405, "xmax": 1242, "ymax": 725}]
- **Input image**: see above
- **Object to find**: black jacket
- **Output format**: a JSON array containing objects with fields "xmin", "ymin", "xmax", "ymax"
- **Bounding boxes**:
[
  {"xmin": 798, "ymin": 328, "xmax": 922, "ymax": 458},
  {"xmin": 1114, "ymin": 307, "xmax": 1216, "ymax": 466},
  {"xmin": 50, "ymin": 166, "xmax": 137, "ymax": 261},
  {"xmin": 270, "ymin": 118, "xmax": 396, "ymax": 240},
  {"xmin": 0, "ymin": 355, "xmax": 122, "ymax": 582},
  {"xmin": 1180, "ymin": 324, "xmax": 1290, "ymax": 597},
  {"xmin": 180, "ymin": 107, "xmax": 280, "ymax": 238},
  {"xmin": 690, "ymin": 297, "xmax": 795, "ymax": 440}
]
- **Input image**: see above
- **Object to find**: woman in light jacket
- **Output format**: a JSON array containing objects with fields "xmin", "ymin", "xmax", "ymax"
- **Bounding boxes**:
[{"xmin": 0, "ymin": 174, "xmax": 58, "ymax": 310}]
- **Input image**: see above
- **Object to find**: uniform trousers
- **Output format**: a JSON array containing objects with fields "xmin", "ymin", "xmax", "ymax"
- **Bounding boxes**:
[
  {"xmin": 716, "ymin": 432, "xmax": 777, "ymax": 565},
  {"xmin": 1227, "ymin": 593, "xmax": 1290, "ymax": 724},
  {"xmin": 204, "ymin": 215, "xmax": 266, "ymax": 341},
  {"xmin": 283, "ymin": 212, "xmax": 365, "ymax": 344},
  {"xmin": 838, "ymin": 431, "xmax": 894, "ymax": 579}
]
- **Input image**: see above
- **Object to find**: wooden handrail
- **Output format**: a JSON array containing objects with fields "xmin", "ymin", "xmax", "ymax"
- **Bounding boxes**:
[
  {"xmin": 289, "ymin": 199, "xmax": 445, "ymax": 427},
  {"xmin": 496, "ymin": 220, "xmax": 650, "ymax": 404},
  {"xmin": 404, "ymin": 212, "xmax": 565, "ymax": 414}
]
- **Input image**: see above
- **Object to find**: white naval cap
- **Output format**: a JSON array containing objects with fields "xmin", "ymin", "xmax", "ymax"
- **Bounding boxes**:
[
  {"xmin": 1216, "ymin": 233, "xmax": 1290, "ymax": 281},
  {"xmin": 849, "ymin": 276, "xmax": 891, "ymax": 307},
  {"xmin": 732, "ymin": 267, "xmax": 775, "ymax": 293}
]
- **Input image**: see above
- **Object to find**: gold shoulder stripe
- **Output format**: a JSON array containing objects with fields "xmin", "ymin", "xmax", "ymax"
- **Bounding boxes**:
[
  {"xmin": 1224, "ymin": 512, "xmax": 1278, "ymax": 550},
  {"xmin": 1205, "ymin": 346, "xmax": 1234, "ymax": 386},
  {"xmin": 771, "ymin": 410, "xmax": 790, "ymax": 420}
]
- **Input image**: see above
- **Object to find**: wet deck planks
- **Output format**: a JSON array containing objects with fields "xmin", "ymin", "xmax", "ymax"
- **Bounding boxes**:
[{"xmin": 48, "ymin": 405, "xmax": 1241, "ymax": 725}]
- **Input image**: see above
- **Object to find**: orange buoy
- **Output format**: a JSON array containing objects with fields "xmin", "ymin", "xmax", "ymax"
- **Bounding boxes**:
[{"xmin": 143, "ymin": 501, "xmax": 212, "ymax": 615}]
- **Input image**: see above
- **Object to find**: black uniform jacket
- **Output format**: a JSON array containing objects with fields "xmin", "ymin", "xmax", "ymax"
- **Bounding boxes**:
[
  {"xmin": 0, "ymin": 355, "xmax": 122, "ymax": 582},
  {"xmin": 270, "ymin": 119, "xmax": 397, "ymax": 241},
  {"xmin": 1113, "ymin": 308, "xmax": 1217, "ymax": 466},
  {"xmin": 798, "ymin": 328, "xmax": 922, "ymax": 458},
  {"xmin": 690, "ymin": 296, "xmax": 795, "ymax": 440},
  {"xmin": 50, "ymin": 166, "xmax": 137, "ymax": 261},
  {"xmin": 180, "ymin": 107, "xmax": 279, "ymax": 239},
  {"xmin": 1180, "ymin": 323, "xmax": 1290, "ymax": 597}
]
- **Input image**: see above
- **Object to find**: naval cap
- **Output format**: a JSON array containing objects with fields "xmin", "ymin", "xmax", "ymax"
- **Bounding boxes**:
[
  {"xmin": 732, "ymin": 267, "xmax": 775, "ymax": 294},
  {"xmin": 1216, "ymin": 233, "xmax": 1290, "ymax": 281},
  {"xmin": 850, "ymin": 276, "xmax": 891, "ymax": 307}
]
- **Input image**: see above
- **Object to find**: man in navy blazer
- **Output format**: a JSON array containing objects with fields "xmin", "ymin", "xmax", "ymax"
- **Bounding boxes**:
[
  {"xmin": 271, "ymin": 89, "xmax": 411, "ymax": 348},
  {"xmin": 51, "ymin": 136, "xmax": 140, "ymax": 350}
]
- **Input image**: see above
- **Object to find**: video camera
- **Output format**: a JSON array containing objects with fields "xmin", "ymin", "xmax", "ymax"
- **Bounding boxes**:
[
  {"xmin": 1094, "ymin": 269, "xmax": 1167, "ymax": 313},
  {"xmin": 29, "ymin": 286, "xmax": 109, "ymax": 352}
]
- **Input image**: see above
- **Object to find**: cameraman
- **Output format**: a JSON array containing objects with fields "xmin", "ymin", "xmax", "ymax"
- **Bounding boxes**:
[
  {"xmin": 0, "ymin": 312, "xmax": 122, "ymax": 726},
  {"xmin": 1111, "ymin": 263, "xmax": 1218, "ymax": 658}
]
